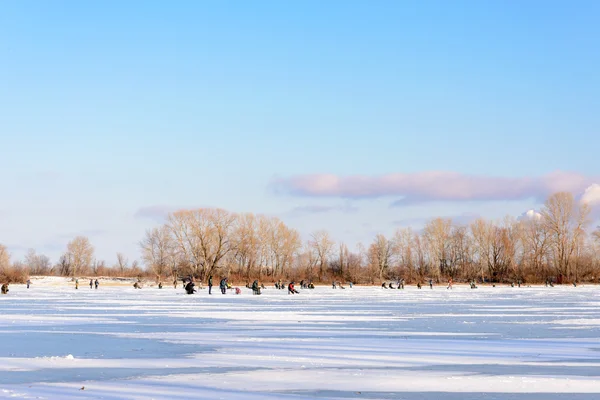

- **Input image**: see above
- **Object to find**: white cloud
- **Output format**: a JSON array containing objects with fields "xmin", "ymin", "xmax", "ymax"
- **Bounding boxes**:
[
  {"xmin": 581, "ymin": 184, "xmax": 600, "ymax": 206},
  {"xmin": 518, "ymin": 209, "xmax": 542, "ymax": 221}
]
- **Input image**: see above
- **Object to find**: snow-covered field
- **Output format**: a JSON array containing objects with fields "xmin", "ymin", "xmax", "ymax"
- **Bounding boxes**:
[{"xmin": 1, "ymin": 280, "xmax": 600, "ymax": 399}]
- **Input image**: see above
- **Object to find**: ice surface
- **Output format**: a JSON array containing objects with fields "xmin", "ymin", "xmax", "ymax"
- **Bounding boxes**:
[{"xmin": 1, "ymin": 281, "xmax": 600, "ymax": 399}]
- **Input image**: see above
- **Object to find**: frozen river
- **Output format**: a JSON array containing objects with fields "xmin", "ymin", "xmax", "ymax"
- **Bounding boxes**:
[{"xmin": 1, "ymin": 281, "xmax": 600, "ymax": 399}]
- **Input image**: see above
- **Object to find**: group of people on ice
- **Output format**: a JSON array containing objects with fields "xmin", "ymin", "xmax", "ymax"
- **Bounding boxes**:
[{"xmin": 382, "ymin": 279, "xmax": 406, "ymax": 289}]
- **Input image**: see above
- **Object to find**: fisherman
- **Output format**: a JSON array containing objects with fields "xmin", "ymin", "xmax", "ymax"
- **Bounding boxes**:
[
  {"xmin": 158, "ymin": 282, "xmax": 163, "ymax": 289},
  {"xmin": 429, "ymin": 279, "xmax": 433, "ymax": 289},
  {"xmin": 417, "ymin": 282, "xmax": 422, "ymax": 289},
  {"xmin": 252, "ymin": 280, "xmax": 261, "ymax": 295},
  {"xmin": 308, "ymin": 281, "xmax": 315, "ymax": 289},
  {"xmin": 220, "ymin": 278, "xmax": 228, "ymax": 294},
  {"xmin": 26, "ymin": 279, "xmax": 31, "ymax": 289},
  {"xmin": 389, "ymin": 282, "xmax": 395, "ymax": 289},
  {"xmin": 349, "ymin": 282, "xmax": 353, "ymax": 288},
  {"xmin": 173, "ymin": 277, "xmax": 178, "ymax": 289},
  {"xmin": 184, "ymin": 280, "xmax": 196, "ymax": 294},
  {"xmin": 133, "ymin": 281, "xmax": 141, "ymax": 289},
  {"xmin": 89, "ymin": 279, "xmax": 93, "ymax": 289},
  {"xmin": 288, "ymin": 281, "xmax": 299, "ymax": 294},
  {"xmin": 1, "ymin": 283, "xmax": 8, "ymax": 294},
  {"xmin": 381, "ymin": 282, "xmax": 387, "ymax": 289},
  {"xmin": 447, "ymin": 278, "xmax": 453, "ymax": 290},
  {"xmin": 94, "ymin": 279, "xmax": 99, "ymax": 289},
  {"xmin": 208, "ymin": 275, "xmax": 213, "ymax": 295},
  {"xmin": 75, "ymin": 278, "xmax": 79, "ymax": 289}
]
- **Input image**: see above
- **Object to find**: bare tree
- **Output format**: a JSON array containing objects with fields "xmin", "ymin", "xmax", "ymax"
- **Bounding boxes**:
[
  {"xmin": 65, "ymin": 236, "xmax": 94, "ymax": 277},
  {"xmin": 115, "ymin": 252, "xmax": 129, "ymax": 275},
  {"xmin": 24, "ymin": 249, "xmax": 51, "ymax": 275},
  {"xmin": 368, "ymin": 234, "xmax": 393, "ymax": 282},
  {"xmin": 519, "ymin": 214, "xmax": 549, "ymax": 281},
  {"xmin": 310, "ymin": 230, "xmax": 335, "ymax": 280},
  {"xmin": 541, "ymin": 192, "xmax": 590, "ymax": 280},
  {"xmin": 0, "ymin": 244, "xmax": 10, "ymax": 274},
  {"xmin": 168, "ymin": 208, "xmax": 236, "ymax": 279},
  {"xmin": 593, "ymin": 226, "xmax": 600, "ymax": 244},
  {"xmin": 423, "ymin": 218, "xmax": 453, "ymax": 279},
  {"xmin": 140, "ymin": 226, "xmax": 172, "ymax": 277}
]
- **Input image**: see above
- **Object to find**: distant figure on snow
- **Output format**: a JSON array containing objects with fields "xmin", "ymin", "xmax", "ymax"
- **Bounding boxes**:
[
  {"xmin": 208, "ymin": 275, "xmax": 213, "ymax": 295},
  {"xmin": 220, "ymin": 278, "xmax": 228, "ymax": 294},
  {"xmin": 26, "ymin": 279, "xmax": 31, "ymax": 289},
  {"xmin": 184, "ymin": 280, "xmax": 196, "ymax": 294},
  {"xmin": 75, "ymin": 279, "xmax": 79, "ymax": 289},
  {"xmin": 94, "ymin": 279, "xmax": 99, "ymax": 289},
  {"xmin": 1, "ymin": 283, "xmax": 8, "ymax": 294},
  {"xmin": 252, "ymin": 280, "xmax": 261, "ymax": 295},
  {"xmin": 89, "ymin": 279, "xmax": 93, "ymax": 289},
  {"xmin": 288, "ymin": 281, "xmax": 299, "ymax": 294}
]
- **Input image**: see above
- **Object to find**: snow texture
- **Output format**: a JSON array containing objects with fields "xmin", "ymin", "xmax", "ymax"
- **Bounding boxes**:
[{"xmin": 1, "ymin": 279, "xmax": 600, "ymax": 399}]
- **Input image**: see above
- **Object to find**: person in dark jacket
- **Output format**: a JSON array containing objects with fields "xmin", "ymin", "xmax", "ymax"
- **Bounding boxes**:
[
  {"xmin": 208, "ymin": 275, "xmax": 213, "ymax": 295},
  {"xmin": 220, "ymin": 278, "xmax": 228, "ymax": 294},
  {"xmin": 1, "ymin": 283, "xmax": 8, "ymax": 294},
  {"xmin": 185, "ymin": 280, "xmax": 196, "ymax": 294},
  {"xmin": 89, "ymin": 279, "xmax": 93, "ymax": 289},
  {"xmin": 252, "ymin": 280, "xmax": 261, "ymax": 295},
  {"xmin": 94, "ymin": 279, "xmax": 99, "ymax": 289}
]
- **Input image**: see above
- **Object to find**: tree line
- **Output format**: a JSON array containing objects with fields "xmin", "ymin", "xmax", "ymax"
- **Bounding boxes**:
[{"xmin": 1, "ymin": 192, "xmax": 599, "ymax": 284}]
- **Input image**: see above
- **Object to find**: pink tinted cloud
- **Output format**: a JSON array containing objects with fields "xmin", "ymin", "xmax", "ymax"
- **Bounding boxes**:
[{"xmin": 271, "ymin": 171, "xmax": 596, "ymax": 205}]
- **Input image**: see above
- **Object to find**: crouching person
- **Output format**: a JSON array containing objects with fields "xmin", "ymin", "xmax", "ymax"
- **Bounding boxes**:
[
  {"xmin": 1, "ymin": 283, "xmax": 8, "ymax": 294},
  {"xmin": 288, "ymin": 281, "xmax": 299, "ymax": 294},
  {"xmin": 185, "ymin": 280, "xmax": 196, "ymax": 294}
]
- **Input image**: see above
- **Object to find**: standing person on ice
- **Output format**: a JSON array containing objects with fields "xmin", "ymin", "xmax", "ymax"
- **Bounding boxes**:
[
  {"xmin": 94, "ymin": 279, "xmax": 99, "ymax": 289},
  {"xmin": 26, "ymin": 279, "xmax": 31, "ymax": 289},
  {"xmin": 429, "ymin": 279, "xmax": 433, "ymax": 289},
  {"xmin": 447, "ymin": 278, "xmax": 453, "ymax": 290},
  {"xmin": 89, "ymin": 279, "xmax": 93, "ymax": 289},
  {"xmin": 220, "ymin": 278, "xmax": 228, "ymax": 294},
  {"xmin": 208, "ymin": 275, "xmax": 213, "ymax": 295},
  {"xmin": 75, "ymin": 279, "xmax": 79, "ymax": 289}
]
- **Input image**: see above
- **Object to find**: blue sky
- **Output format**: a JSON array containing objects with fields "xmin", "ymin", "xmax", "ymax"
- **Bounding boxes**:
[{"xmin": 1, "ymin": 0, "xmax": 599, "ymax": 264}]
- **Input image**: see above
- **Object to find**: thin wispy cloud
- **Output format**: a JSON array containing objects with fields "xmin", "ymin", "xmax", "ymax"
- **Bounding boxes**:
[
  {"xmin": 134, "ymin": 205, "xmax": 180, "ymax": 222},
  {"xmin": 271, "ymin": 171, "xmax": 596, "ymax": 206},
  {"xmin": 288, "ymin": 203, "xmax": 358, "ymax": 216}
]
